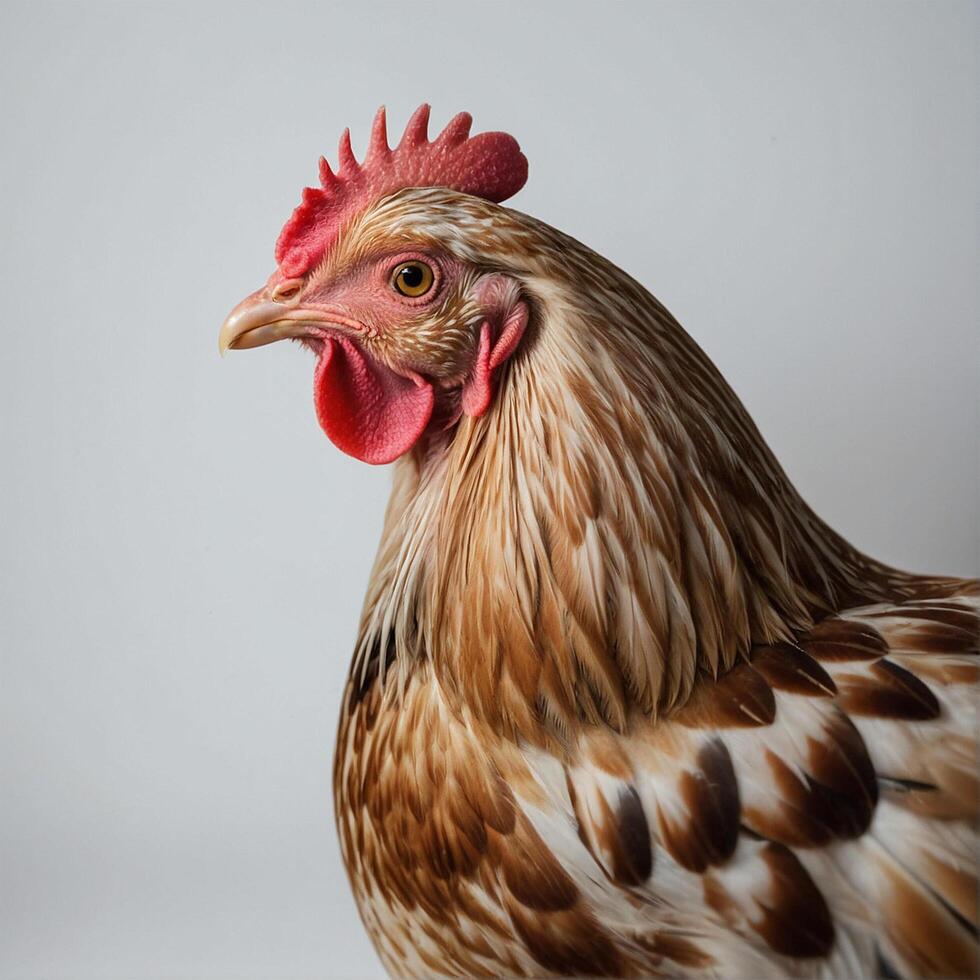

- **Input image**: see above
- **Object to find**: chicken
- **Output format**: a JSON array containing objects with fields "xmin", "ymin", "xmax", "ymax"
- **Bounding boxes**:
[{"xmin": 219, "ymin": 105, "xmax": 978, "ymax": 979}]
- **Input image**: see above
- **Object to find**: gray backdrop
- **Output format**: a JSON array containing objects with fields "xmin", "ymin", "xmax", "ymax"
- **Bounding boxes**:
[{"xmin": 1, "ymin": 2, "xmax": 976, "ymax": 978}]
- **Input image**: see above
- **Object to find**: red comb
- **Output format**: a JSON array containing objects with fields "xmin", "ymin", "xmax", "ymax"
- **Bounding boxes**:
[{"xmin": 274, "ymin": 105, "xmax": 529, "ymax": 278}]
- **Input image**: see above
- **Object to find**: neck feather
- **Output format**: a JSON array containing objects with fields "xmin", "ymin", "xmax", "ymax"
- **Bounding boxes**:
[{"xmin": 349, "ymin": 217, "xmax": 925, "ymax": 743}]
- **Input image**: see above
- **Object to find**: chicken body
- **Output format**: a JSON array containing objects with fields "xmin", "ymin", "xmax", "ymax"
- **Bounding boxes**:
[
  {"xmin": 330, "ymin": 193, "xmax": 978, "ymax": 979},
  {"xmin": 221, "ymin": 112, "xmax": 978, "ymax": 979}
]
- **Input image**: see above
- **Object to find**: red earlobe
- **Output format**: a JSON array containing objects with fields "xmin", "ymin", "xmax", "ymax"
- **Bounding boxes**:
[
  {"xmin": 461, "ymin": 301, "xmax": 528, "ymax": 418},
  {"xmin": 461, "ymin": 323, "xmax": 493, "ymax": 417}
]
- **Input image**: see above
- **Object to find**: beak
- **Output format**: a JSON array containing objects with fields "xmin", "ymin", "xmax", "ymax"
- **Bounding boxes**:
[{"xmin": 218, "ymin": 291, "xmax": 313, "ymax": 354}]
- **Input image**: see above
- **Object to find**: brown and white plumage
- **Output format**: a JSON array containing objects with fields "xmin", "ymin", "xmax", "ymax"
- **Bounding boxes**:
[{"xmin": 222, "ymin": 110, "xmax": 978, "ymax": 979}]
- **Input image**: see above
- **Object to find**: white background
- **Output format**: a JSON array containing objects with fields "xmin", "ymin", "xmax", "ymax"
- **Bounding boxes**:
[{"xmin": 1, "ymin": 2, "xmax": 976, "ymax": 978}]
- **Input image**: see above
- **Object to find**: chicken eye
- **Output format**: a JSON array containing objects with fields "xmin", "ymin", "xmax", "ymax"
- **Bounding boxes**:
[{"xmin": 391, "ymin": 261, "xmax": 434, "ymax": 298}]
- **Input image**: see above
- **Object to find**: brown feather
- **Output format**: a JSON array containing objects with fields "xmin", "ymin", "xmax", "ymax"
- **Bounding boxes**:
[
  {"xmin": 836, "ymin": 658, "xmax": 942, "ymax": 720},
  {"xmin": 751, "ymin": 643, "xmax": 838, "ymax": 697},
  {"xmin": 674, "ymin": 660, "xmax": 776, "ymax": 728},
  {"xmin": 870, "ymin": 844, "xmax": 979, "ymax": 979},
  {"xmin": 655, "ymin": 738, "xmax": 739, "ymax": 872},
  {"xmin": 804, "ymin": 617, "xmax": 890, "ymax": 661}
]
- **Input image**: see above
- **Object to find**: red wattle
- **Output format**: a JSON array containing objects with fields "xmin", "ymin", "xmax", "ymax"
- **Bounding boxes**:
[{"xmin": 314, "ymin": 337, "xmax": 434, "ymax": 464}]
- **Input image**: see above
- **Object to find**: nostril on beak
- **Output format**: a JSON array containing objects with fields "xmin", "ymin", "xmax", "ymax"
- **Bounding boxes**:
[{"xmin": 272, "ymin": 279, "xmax": 303, "ymax": 303}]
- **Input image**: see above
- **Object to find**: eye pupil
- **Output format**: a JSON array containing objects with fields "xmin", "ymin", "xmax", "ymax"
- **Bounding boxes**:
[{"xmin": 392, "ymin": 261, "xmax": 434, "ymax": 297}]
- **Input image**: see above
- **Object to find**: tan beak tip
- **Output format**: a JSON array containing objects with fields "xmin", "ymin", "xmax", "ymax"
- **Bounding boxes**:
[{"xmin": 219, "ymin": 296, "xmax": 312, "ymax": 356}]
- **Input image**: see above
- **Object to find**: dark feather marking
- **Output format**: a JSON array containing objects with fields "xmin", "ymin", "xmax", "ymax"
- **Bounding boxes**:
[
  {"xmin": 876, "ymin": 946, "xmax": 902, "ymax": 979},
  {"xmin": 745, "ymin": 711, "xmax": 877, "ymax": 845},
  {"xmin": 611, "ymin": 786, "xmax": 654, "ymax": 886},
  {"xmin": 752, "ymin": 644, "xmax": 837, "ymax": 697},
  {"xmin": 659, "ymin": 738, "xmax": 740, "ymax": 871},
  {"xmin": 805, "ymin": 716, "xmax": 879, "ymax": 836},
  {"xmin": 506, "ymin": 899, "xmax": 623, "ymax": 978},
  {"xmin": 879, "ymin": 774, "xmax": 939, "ymax": 795},
  {"xmin": 675, "ymin": 661, "xmax": 776, "ymax": 728},
  {"xmin": 566, "ymin": 775, "xmax": 654, "ymax": 887},
  {"xmin": 945, "ymin": 895, "xmax": 979, "ymax": 941},
  {"xmin": 864, "ymin": 601, "xmax": 978, "ymax": 635},
  {"xmin": 349, "ymin": 630, "xmax": 397, "ymax": 707},
  {"xmin": 837, "ymin": 659, "xmax": 941, "ymax": 720},
  {"xmin": 500, "ymin": 816, "xmax": 579, "ymax": 912},
  {"xmin": 703, "ymin": 842, "xmax": 836, "ymax": 958},
  {"xmin": 804, "ymin": 617, "xmax": 889, "ymax": 661},
  {"xmin": 756, "ymin": 842, "xmax": 835, "ymax": 958},
  {"xmin": 892, "ymin": 622, "xmax": 979, "ymax": 655}
]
